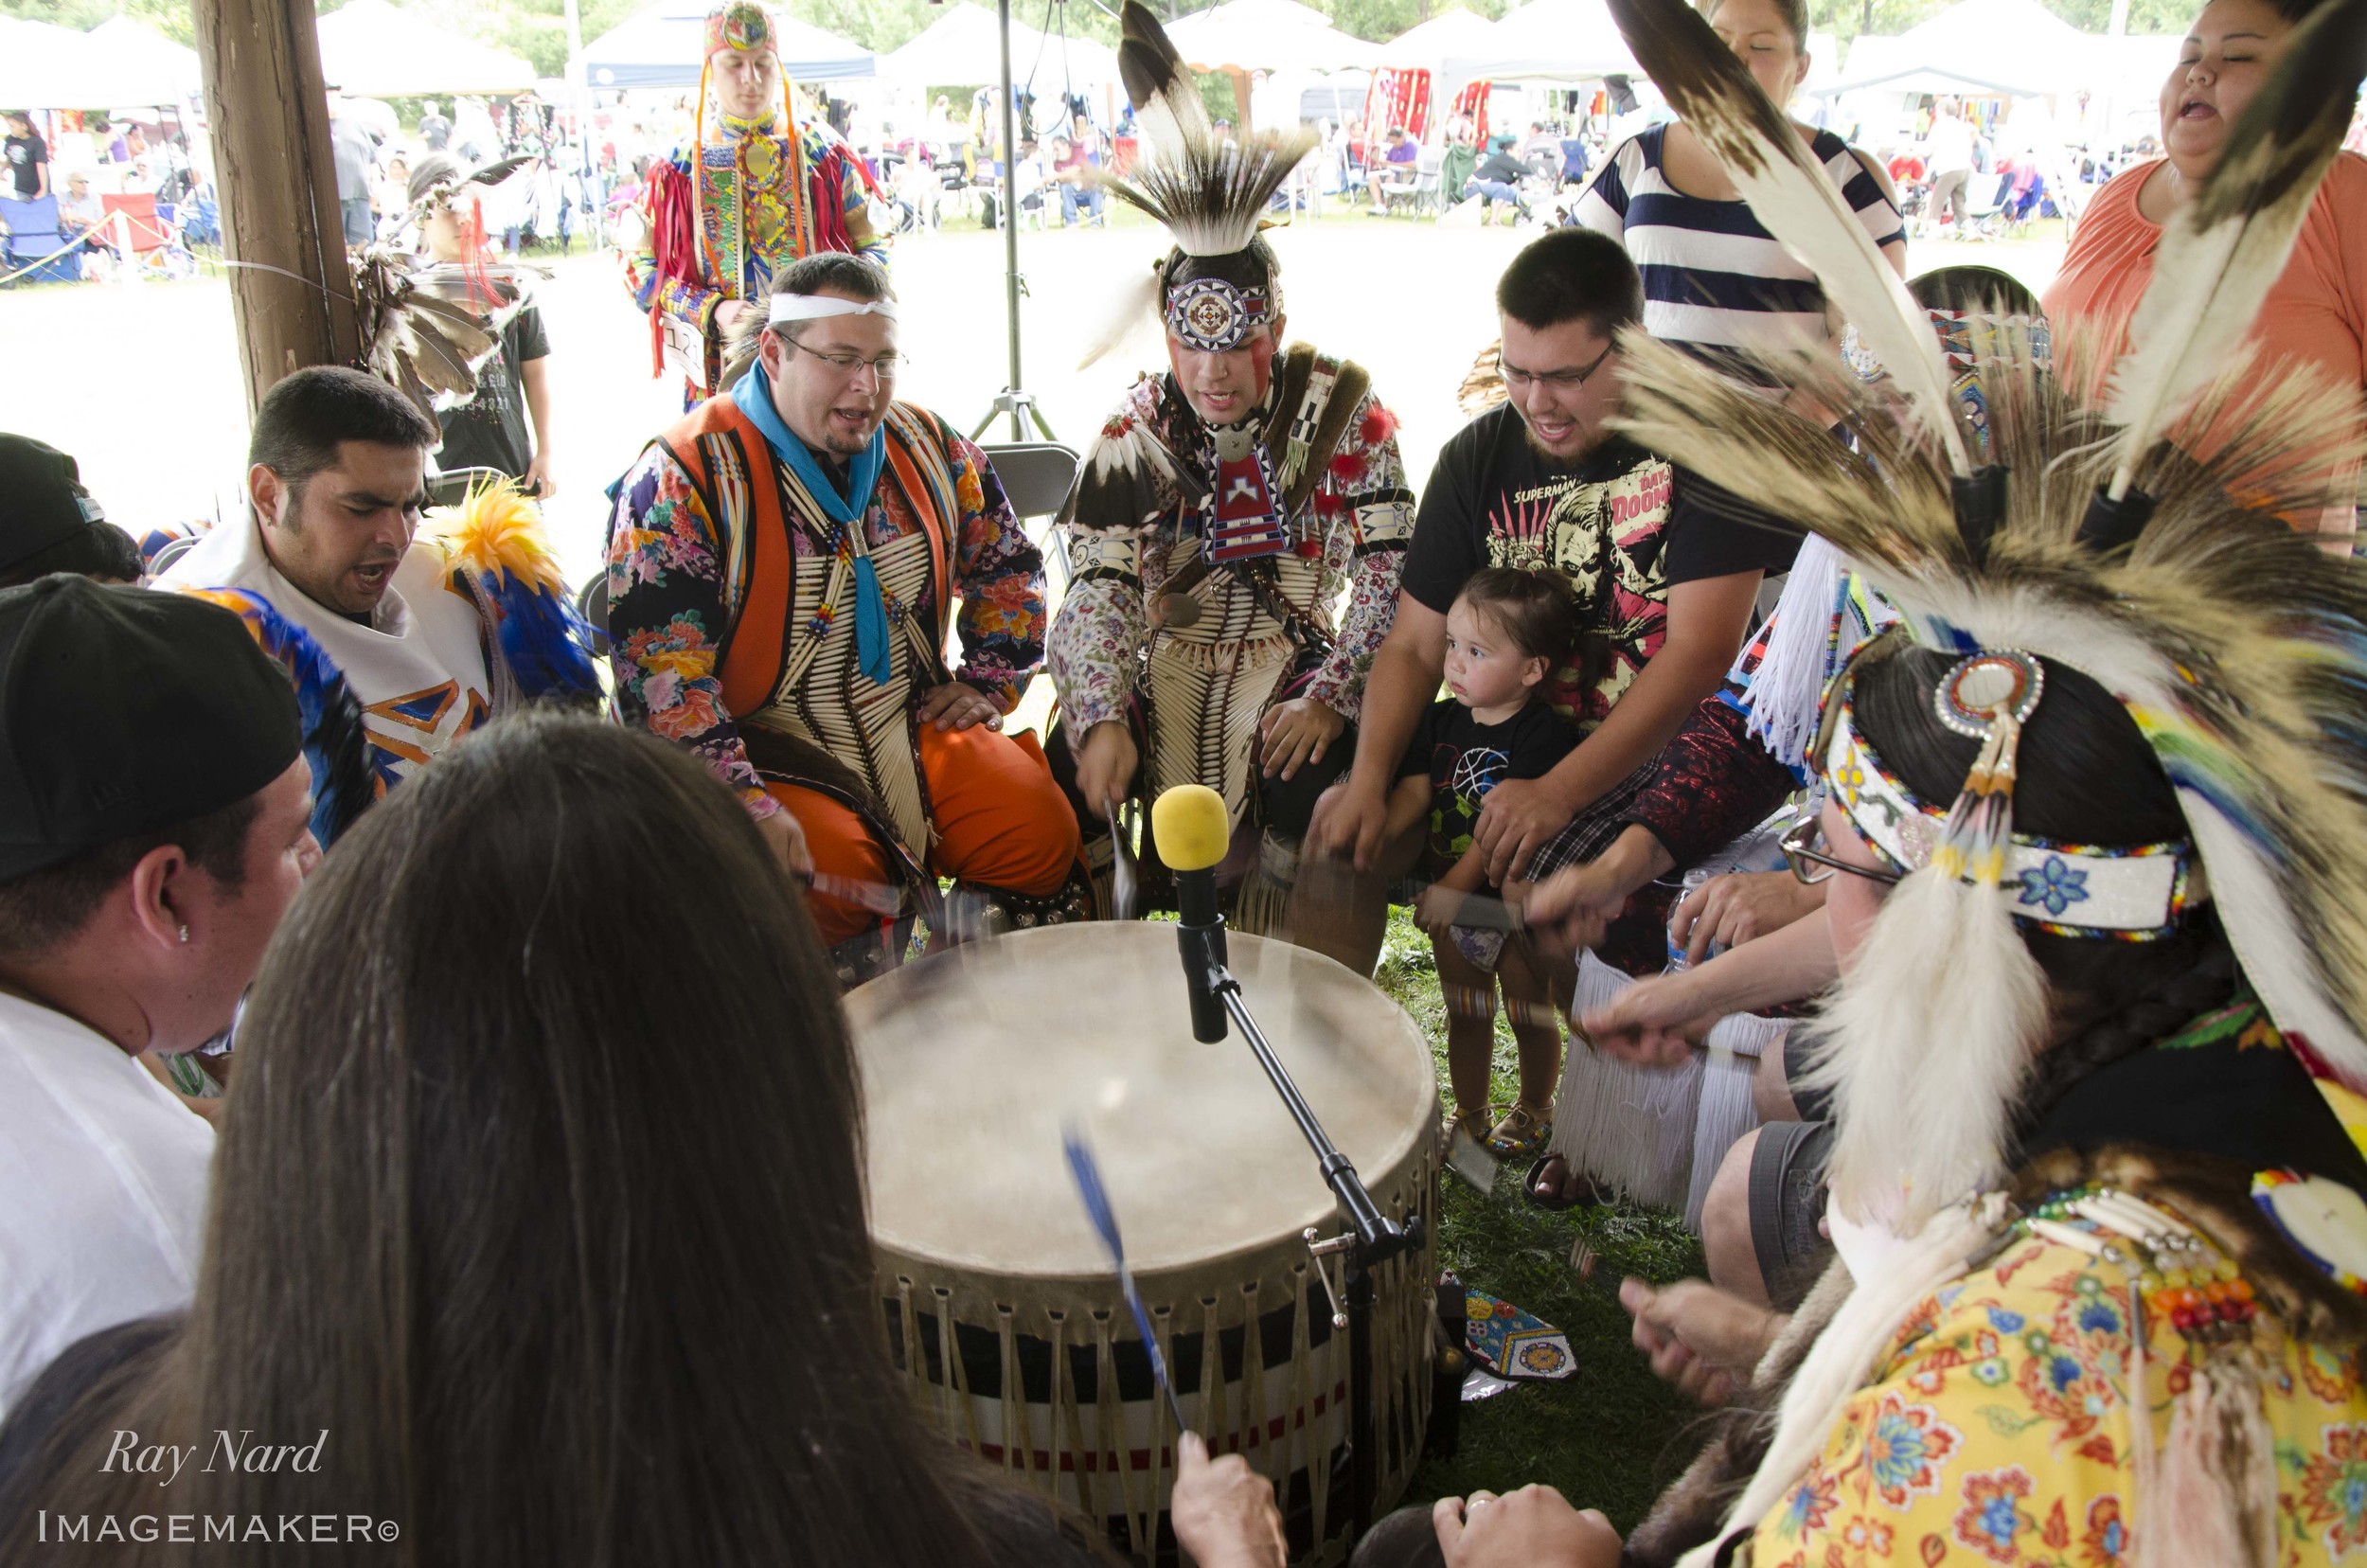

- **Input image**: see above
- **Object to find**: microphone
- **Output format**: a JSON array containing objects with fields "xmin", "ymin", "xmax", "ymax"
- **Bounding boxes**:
[{"xmin": 1151, "ymin": 783, "xmax": 1231, "ymax": 1042}]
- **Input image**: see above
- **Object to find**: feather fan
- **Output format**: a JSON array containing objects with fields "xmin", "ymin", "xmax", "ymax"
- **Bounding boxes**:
[
  {"xmin": 1098, "ymin": 0, "xmax": 1314, "ymax": 256},
  {"xmin": 1604, "ymin": 0, "xmax": 1967, "ymax": 475},
  {"xmin": 2101, "ymin": 0, "xmax": 2367, "ymax": 498}
]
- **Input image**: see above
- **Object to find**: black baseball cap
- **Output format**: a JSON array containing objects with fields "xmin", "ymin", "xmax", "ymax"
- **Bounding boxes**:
[
  {"xmin": 0, "ymin": 435, "xmax": 106, "ymax": 579},
  {"xmin": 0, "ymin": 578, "xmax": 303, "ymax": 882}
]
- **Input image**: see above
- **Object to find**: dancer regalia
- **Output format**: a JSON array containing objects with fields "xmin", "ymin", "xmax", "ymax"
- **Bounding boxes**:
[
  {"xmin": 1586, "ymin": 0, "xmax": 2367, "ymax": 1560},
  {"xmin": 627, "ymin": 0, "xmax": 885, "ymax": 406},
  {"xmin": 1045, "ymin": 1, "xmax": 1413, "ymax": 930}
]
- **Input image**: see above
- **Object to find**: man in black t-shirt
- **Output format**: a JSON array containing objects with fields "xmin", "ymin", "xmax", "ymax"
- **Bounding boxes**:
[
  {"xmin": 409, "ymin": 155, "xmax": 558, "ymax": 493},
  {"xmin": 4, "ymin": 113, "xmax": 48, "ymax": 202},
  {"xmin": 1300, "ymin": 228, "xmax": 1795, "ymax": 973}
]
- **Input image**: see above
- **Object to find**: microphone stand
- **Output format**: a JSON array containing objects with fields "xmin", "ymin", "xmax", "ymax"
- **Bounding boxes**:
[{"xmin": 1176, "ymin": 917, "xmax": 1424, "ymax": 1540}]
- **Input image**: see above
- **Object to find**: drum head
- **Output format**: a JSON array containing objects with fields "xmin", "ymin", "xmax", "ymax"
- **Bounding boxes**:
[{"xmin": 848, "ymin": 924, "xmax": 1436, "ymax": 1277}]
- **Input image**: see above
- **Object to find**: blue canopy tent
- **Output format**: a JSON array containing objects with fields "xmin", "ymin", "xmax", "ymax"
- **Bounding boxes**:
[{"xmin": 583, "ymin": 6, "xmax": 873, "ymax": 89}]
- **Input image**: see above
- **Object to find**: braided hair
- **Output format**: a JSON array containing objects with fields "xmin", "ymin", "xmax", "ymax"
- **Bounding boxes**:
[{"xmin": 1852, "ymin": 646, "xmax": 2241, "ymax": 1125}]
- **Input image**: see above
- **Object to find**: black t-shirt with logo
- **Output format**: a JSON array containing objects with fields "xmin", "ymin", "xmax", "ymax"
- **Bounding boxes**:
[
  {"xmin": 432, "ymin": 304, "xmax": 549, "ymax": 483},
  {"xmin": 5, "ymin": 132, "xmax": 47, "ymax": 198},
  {"xmin": 1398, "ymin": 404, "xmax": 1798, "ymax": 730},
  {"xmin": 1394, "ymin": 696, "xmax": 1580, "ymax": 864}
]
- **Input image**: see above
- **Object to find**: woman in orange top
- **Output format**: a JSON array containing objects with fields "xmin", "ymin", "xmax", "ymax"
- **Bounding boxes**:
[{"xmin": 2044, "ymin": 0, "xmax": 2367, "ymax": 543}]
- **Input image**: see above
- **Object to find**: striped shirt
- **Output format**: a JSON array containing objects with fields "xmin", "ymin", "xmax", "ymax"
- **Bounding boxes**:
[{"xmin": 1575, "ymin": 125, "xmax": 1904, "ymax": 364}]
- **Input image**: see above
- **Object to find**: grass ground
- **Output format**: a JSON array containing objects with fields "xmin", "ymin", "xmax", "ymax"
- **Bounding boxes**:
[{"xmin": 1367, "ymin": 907, "xmax": 1715, "ymax": 1531}]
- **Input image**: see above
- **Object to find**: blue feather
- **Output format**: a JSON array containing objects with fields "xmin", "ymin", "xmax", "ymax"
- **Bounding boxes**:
[
  {"xmin": 1062, "ymin": 1124, "xmax": 1189, "ymax": 1434},
  {"xmin": 181, "ymin": 589, "xmax": 375, "ymax": 846},
  {"xmin": 467, "ymin": 567, "xmax": 602, "ymax": 704}
]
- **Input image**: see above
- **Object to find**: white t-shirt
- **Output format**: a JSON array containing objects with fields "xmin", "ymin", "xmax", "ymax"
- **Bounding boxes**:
[
  {"xmin": 1925, "ymin": 113, "xmax": 1977, "ymax": 177},
  {"xmin": 158, "ymin": 515, "xmax": 492, "ymax": 793},
  {"xmin": 0, "ymin": 992, "xmax": 213, "ymax": 1417}
]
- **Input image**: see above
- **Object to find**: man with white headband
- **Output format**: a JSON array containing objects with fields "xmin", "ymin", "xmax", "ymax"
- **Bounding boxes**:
[
  {"xmin": 605, "ymin": 253, "xmax": 1084, "ymax": 981},
  {"xmin": 1044, "ymin": 1, "xmax": 1414, "ymax": 934}
]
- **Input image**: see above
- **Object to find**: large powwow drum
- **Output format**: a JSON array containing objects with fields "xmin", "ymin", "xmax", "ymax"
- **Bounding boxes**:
[{"xmin": 848, "ymin": 924, "xmax": 1440, "ymax": 1563}]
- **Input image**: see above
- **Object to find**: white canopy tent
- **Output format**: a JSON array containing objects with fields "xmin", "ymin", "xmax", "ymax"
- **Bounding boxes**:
[
  {"xmin": 1163, "ymin": 0, "xmax": 1381, "ymax": 73},
  {"xmin": 1823, "ymin": 0, "xmax": 2088, "ymax": 98},
  {"xmin": 315, "ymin": 0, "xmax": 540, "ymax": 98},
  {"xmin": 1439, "ymin": 0, "xmax": 1639, "ymax": 93},
  {"xmin": 1374, "ymin": 8, "xmax": 1499, "ymax": 68},
  {"xmin": 0, "ymin": 17, "xmax": 192, "ymax": 110},
  {"xmin": 88, "ymin": 17, "xmax": 204, "ymax": 99},
  {"xmin": 582, "ymin": 4, "xmax": 872, "ymax": 90},
  {"xmin": 881, "ymin": 5, "xmax": 1120, "ymax": 92}
]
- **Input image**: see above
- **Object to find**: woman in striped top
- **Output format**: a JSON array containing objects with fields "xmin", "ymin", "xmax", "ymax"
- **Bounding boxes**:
[{"xmin": 1574, "ymin": 0, "xmax": 1905, "ymax": 371}]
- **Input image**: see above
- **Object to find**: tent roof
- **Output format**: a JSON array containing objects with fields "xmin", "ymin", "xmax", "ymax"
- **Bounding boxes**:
[
  {"xmin": 1163, "ymin": 0, "xmax": 1381, "ymax": 72},
  {"xmin": 881, "ymin": 5, "xmax": 1120, "ymax": 90},
  {"xmin": 1440, "ymin": 0, "xmax": 1638, "ymax": 87},
  {"xmin": 1374, "ymin": 7, "xmax": 1498, "ymax": 67},
  {"xmin": 583, "ymin": 3, "xmax": 872, "ymax": 88},
  {"xmin": 1827, "ymin": 0, "xmax": 2089, "ymax": 95},
  {"xmin": 87, "ymin": 17, "xmax": 203, "ymax": 96},
  {"xmin": 315, "ymin": 0, "xmax": 539, "ymax": 98},
  {"xmin": 0, "ymin": 17, "xmax": 191, "ymax": 109}
]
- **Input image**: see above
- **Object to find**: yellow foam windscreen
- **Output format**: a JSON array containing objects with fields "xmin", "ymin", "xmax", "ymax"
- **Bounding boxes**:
[{"xmin": 1150, "ymin": 784, "xmax": 1230, "ymax": 873}]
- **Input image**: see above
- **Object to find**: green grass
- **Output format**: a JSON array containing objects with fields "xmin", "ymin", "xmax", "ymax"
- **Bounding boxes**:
[{"xmin": 1371, "ymin": 908, "xmax": 1715, "ymax": 1531}]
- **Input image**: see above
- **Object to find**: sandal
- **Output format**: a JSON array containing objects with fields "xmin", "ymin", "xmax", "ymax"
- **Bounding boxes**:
[
  {"xmin": 1486, "ymin": 1103, "xmax": 1553, "ymax": 1159},
  {"xmin": 1522, "ymin": 1152, "xmax": 1602, "ymax": 1213},
  {"xmin": 1445, "ymin": 1109, "xmax": 1494, "ymax": 1147}
]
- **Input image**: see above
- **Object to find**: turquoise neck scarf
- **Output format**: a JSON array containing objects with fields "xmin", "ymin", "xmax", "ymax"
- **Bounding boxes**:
[{"xmin": 731, "ymin": 365, "xmax": 895, "ymax": 685}]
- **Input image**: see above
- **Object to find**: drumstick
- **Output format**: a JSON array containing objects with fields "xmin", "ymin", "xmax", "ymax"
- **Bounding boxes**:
[
  {"xmin": 1103, "ymin": 798, "xmax": 1139, "ymax": 922},
  {"xmin": 1060, "ymin": 1125, "xmax": 1191, "ymax": 1437}
]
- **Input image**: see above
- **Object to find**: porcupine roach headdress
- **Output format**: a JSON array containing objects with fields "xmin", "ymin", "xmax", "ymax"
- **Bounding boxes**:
[
  {"xmin": 1077, "ymin": 1, "xmax": 1316, "ymax": 370},
  {"xmin": 1596, "ymin": 0, "xmax": 2367, "ymax": 1558},
  {"xmin": 1069, "ymin": 2, "xmax": 1319, "ymax": 526}
]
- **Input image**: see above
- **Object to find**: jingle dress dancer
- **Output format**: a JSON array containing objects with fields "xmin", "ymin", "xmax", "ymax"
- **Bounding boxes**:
[
  {"xmin": 606, "ymin": 255, "xmax": 1085, "ymax": 982},
  {"xmin": 626, "ymin": 0, "xmax": 886, "ymax": 408},
  {"xmin": 1522, "ymin": 0, "xmax": 2367, "ymax": 1561},
  {"xmin": 1045, "ymin": 1, "xmax": 1414, "ymax": 931}
]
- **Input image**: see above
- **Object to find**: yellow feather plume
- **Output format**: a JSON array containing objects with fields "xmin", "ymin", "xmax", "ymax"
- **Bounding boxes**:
[{"xmin": 422, "ymin": 478, "xmax": 571, "ymax": 597}]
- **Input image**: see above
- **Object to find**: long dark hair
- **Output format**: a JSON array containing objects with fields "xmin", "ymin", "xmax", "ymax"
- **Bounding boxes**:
[
  {"xmin": 12, "ymin": 715, "xmax": 1070, "ymax": 1566},
  {"xmin": 1853, "ymin": 642, "xmax": 2238, "ymax": 1119}
]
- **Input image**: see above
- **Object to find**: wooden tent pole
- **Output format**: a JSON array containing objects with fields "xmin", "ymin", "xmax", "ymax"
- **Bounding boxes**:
[{"xmin": 192, "ymin": 0, "xmax": 362, "ymax": 419}]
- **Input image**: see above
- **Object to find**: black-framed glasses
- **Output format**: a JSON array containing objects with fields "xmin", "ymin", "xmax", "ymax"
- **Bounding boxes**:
[
  {"xmin": 1781, "ymin": 815, "xmax": 1903, "ymax": 887},
  {"xmin": 784, "ymin": 339, "xmax": 907, "ymax": 380},
  {"xmin": 1497, "ymin": 341, "xmax": 1614, "ymax": 393}
]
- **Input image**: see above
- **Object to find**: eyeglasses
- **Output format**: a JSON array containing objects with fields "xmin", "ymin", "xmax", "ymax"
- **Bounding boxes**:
[
  {"xmin": 1497, "ymin": 341, "xmax": 1614, "ymax": 394},
  {"xmin": 1780, "ymin": 815, "xmax": 1903, "ymax": 887},
  {"xmin": 784, "ymin": 339, "xmax": 906, "ymax": 381}
]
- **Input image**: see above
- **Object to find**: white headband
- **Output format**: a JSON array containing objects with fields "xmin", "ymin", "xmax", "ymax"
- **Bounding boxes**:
[{"xmin": 767, "ymin": 294, "xmax": 899, "ymax": 325}]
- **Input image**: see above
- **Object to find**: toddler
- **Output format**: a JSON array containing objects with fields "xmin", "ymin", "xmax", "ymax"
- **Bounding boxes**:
[{"xmin": 1384, "ymin": 567, "xmax": 1581, "ymax": 1154}]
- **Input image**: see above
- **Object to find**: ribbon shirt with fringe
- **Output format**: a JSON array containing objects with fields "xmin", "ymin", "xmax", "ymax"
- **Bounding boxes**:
[{"xmin": 1050, "ymin": 352, "xmax": 1413, "ymax": 745}]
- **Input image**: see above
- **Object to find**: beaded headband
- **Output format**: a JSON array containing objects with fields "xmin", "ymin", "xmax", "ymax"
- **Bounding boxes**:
[
  {"xmin": 1823, "ymin": 678, "xmax": 2207, "ymax": 938},
  {"xmin": 1166, "ymin": 276, "xmax": 1276, "ymax": 353}
]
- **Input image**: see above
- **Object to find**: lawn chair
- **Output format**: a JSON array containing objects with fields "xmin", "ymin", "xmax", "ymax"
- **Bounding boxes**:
[
  {"xmin": 0, "ymin": 194, "xmax": 80, "ymax": 285},
  {"xmin": 1375, "ymin": 149, "xmax": 1444, "ymax": 216}
]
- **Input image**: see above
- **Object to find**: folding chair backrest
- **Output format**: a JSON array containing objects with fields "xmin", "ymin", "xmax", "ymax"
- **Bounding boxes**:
[
  {"xmin": 979, "ymin": 441, "xmax": 1081, "ymax": 524},
  {"xmin": 100, "ymin": 193, "xmax": 169, "ymax": 253}
]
